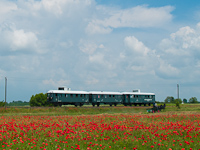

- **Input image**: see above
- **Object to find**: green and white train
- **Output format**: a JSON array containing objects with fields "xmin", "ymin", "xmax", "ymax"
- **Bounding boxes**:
[{"xmin": 47, "ymin": 87, "xmax": 155, "ymax": 107}]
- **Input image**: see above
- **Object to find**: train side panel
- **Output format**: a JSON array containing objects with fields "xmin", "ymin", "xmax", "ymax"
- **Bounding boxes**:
[
  {"xmin": 122, "ymin": 92, "xmax": 155, "ymax": 106},
  {"xmin": 47, "ymin": 90, "xmax": 89, "ymax": 106},
  {"xmin": 89, "ymin": 92, "xmax": 122, "ymax": 106}
]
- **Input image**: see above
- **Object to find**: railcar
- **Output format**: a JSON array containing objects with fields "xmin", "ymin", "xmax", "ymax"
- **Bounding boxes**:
[
  {"xmin": 122, "ymin": 91, "xmax": 155, "ymax": 106},
  {"xmin": 89, "ymin": 91, "xmax": 122, "ymax": 107},
  {"xmin": 47, "ymin": 87, "xmax": 89, "ymax": 107},
  {"xmin": 47, "ymin": 87, "xmax": 155, "ymax": 107}
]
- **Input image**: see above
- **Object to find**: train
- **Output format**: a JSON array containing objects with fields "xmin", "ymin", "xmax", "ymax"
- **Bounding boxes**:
[{"xmin": 47, "ymin": 87, "xmax": 155, "ymax": 107}]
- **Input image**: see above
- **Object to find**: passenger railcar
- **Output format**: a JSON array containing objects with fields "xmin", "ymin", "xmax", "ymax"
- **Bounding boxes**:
[
  {"xmin": 47, "ymin": 87, "xmax": 155, "ymax": 107},
  {"xmin": 47, "ymin": 87, "xmax": 89, "ymax": 107},
  {"xmin": 89, "ymin": 91, "xmax": 122, "ymax": 107},
  {"xmin": 122, "ymin": 91, "xmax": 155, "ymax": 106}
]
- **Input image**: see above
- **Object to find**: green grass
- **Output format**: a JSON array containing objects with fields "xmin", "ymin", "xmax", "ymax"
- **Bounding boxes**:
[{"xmin": 0, "ymin": 103, "xmax": 200, "ymax": 116}]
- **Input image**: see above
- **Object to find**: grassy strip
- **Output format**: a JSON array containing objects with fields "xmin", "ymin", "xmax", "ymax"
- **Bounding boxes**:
[{"xmin": 0, "ymin": 103, "xmax": 200, "ymax": 116}]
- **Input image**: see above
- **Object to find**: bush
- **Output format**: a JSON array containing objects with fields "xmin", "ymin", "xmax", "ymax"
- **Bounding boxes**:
[
  {"xmin": 0, "ymin": 101, "xmax": 5, "ymax": 107},
  {"xmin": 30, "ymin": 93, "xmax": 49, "ymax": 107}
]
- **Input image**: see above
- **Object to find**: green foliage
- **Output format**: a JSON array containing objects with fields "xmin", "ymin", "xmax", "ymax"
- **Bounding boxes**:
[
  {"xmin": 0, "ymin": 101, "xmax": 5, "ymax": 107},
  {"xmin": 189, "ymin": 97, "xmax": 198, "ymax": 103},
  {"xmin": 183, "ymin": 98, "xmax": 187, "ymax": 103},
  {"xmin": 174, "ymin": 98, "xmax": 182, "ymax": 104},
  {"xmin": 7, "ymin": 101, "xmax": 30, "ymax": 106},
  {"xmin": 30, "ymin": 93, "xmax": 49, "ymax": 107},
  {"xmin": 175, "ymin": 101, "xmax": 180, "ymax": 109},
  {"xmin": 164, "ymin": 96, "xmax": 174, "ymax": 103}
]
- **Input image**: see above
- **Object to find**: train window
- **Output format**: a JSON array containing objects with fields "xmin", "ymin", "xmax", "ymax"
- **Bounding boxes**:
[
  {"xmin": 70, "ymin": 94, "xmax": 73, "ymax": 98},
  {"xmin": 84, "ymin": 94, "xmax": 86, "ymax": 98},
  {"xmin": 76, "ymin": 94, "xmax": 78, "ymax": 97},
  {"xmin": 130, "ymin": 95, "xmax": 133, "ymax": 98},
  {"xmin": 80, "ymin": 94, "xmax": 82, "ymax": 97},
  {"xmin": 98, "ymin": 95, "xmax": 100, "ymax": 98},
  {"xmin": 105, "ymin": 95, "xmax": 107, "ymax": 98},
  {"xmin": 126, "ymin": 95, "xmax": 128, "ymax": 98},
  {"xmin": 60, "ymin": 94, "xmax": 62, "ymax": 97},
  {"xmin": 109, "ymin": 95, "xmax": 111, "ymax": 98},
  {"xmin": 55, "ymin": 94, "xmax": 57, "ymax": 97},
  {"xmin": 101, "ymin": 95, "xmax": 104, "ymax": 98},
  {"xmin": 65, "ymin": 94, "xmax": 68, "ymax": 97},
  {"xmin": 94, "ymin": 95, "xmax": 96, "ymax": 98},
  {"xmin": 113, "ymin": 95, "xmax": 115, "ymax": 98}
]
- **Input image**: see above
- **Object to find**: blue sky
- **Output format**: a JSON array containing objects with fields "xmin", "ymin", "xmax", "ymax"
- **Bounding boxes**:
[{"xmin": 1, "ymin": 0, "xmax": 200, "ymax": 103}]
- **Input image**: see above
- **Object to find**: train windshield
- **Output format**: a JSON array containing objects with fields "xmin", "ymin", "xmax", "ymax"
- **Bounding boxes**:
[{"xmin": 47, "ymin": 93, "xmax": 53, "ymax": 97}]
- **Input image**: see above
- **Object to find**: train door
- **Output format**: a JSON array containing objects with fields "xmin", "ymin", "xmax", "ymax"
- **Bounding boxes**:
[{"xmin": 125, "ymin": 94, "xmax": 130, "ymax": 105}]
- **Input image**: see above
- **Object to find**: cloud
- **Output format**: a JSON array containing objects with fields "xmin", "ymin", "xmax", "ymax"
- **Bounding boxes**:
[
  {"xmin": 7, "ymin": 29, "xmax": 38, "ymax": 51},
  {"xmin": 79, "ymin": 39, "xmax": 98, "ymax": 55},
  {"xmin": 123, "ymin": 35, "xmax": 180, "ymax": 79},
  {"xmin": 85, "ymin": 77, "xmax": 99, "ymax": 85},
  {"xmin": 159, "ymin": 23, "xmax": 200, "ymax": 68},
  {"xmin": 124, "ymin": 36, "xmax": 150, "ymax": 56},
  {"xmin": 86, "ymin": 5, "xmax": 174, "ymax": 34},
  {"xmin": 43, "ymin": 79, "xmax": 71, "ymax": 87},
  {"xmin": 0, "ymin": 1, "xmax": 17, "ymax": 23}
]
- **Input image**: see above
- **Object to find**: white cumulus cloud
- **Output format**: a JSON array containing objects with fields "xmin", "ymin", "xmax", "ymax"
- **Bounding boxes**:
[{"xmin": 86, "ymin": 5, "xmax": 174, "ymax": 34}]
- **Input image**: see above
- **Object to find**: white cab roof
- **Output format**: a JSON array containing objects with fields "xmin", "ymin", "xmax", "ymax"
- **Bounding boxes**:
[{"xmin": 47, "ymin": 90, "xmax": 89, "ymax": 94}]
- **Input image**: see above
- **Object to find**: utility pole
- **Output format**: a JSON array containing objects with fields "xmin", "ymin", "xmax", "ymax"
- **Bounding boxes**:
[
  {"xmin": 5, "ymin": 77, "xmax": 7, "ymax": 109},
  {"xmin": 177, "ymin": 84, "xmax": 179, "ymax": 100}
]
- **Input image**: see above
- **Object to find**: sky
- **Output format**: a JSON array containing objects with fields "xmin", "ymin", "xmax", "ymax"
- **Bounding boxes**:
[{"xmin": 1, "ymin": 0, "xmax": 200, "ymax": 103}]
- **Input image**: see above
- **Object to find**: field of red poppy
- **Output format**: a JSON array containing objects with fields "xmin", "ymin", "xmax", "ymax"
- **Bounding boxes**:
[{"xmin": 0, "ymin": 104, "xmax": 200, "ymax": 150}]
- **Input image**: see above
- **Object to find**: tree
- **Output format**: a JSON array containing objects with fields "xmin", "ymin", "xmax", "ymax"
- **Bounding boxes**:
[
  {"xmin": 30, "ymin": 93, "xmax": 48, "ymax": 107},
  {"xmin": 0, "ymin": 101, "xmax": 5, "ymax": 107},
  {"xmin": 164, "ymin": 96, "xmax": 174, "ymax": 103},
  {"xmin": 174, "ymin": 98, "xmax": 182, "ymax": 104},
  {"xmin": 183, "ymin": 98, "xmax": 187, "ymax": 103},
  {"xmin": 174, "ymin": 98, "xmax": 182, "ymax": 109},
  {"xmin": 189, "ymin": 97, "xmax": 198, "ymax": 103}
]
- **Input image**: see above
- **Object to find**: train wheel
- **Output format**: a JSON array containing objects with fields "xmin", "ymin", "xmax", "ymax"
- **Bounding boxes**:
[
  {"xmin": 144, "ymin": 103, "xmax": 146, "ymax": 106},
  {"xmin": 134, "ymin": 104, "xmax": 137, "ymax": 106},
  {"xmin": 139, "ymin": 103, "xmax": 141, "ymax": 106},
  {"xmin": 97, "ymin": 103, "xmax": 100, "ymax": 107},
  {"xmin": 80, "ymin": 103, "xmax": 83, "ymax": 107},
  {"xmin": 114, "ymin": 103, "xmax": 117, "ymax": 106},
  {"xmin": 110, "ymin": 104, "xmax": 112, "ymax": 107},
  {"xmin": 148, "ymin": 103, "xmax": 151, "ymax": 106},
  {"xmin": 92, "ymin": 103, "xmax": 95, "ymax": 107}
]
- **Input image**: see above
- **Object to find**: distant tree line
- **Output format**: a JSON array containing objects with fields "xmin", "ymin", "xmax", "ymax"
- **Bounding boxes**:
[
  {"xmin": 164, "ymin": 96, "xmax": 198, "ymax": 103},
  {"xmin": 7, "ymin": 101, "xmax": 30, "ymax": 106},
  {"xmin": 0, "ymin": 100, "xmax": 29, "ymax": 107}
]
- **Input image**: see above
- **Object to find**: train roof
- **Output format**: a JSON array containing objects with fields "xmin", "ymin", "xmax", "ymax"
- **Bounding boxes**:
[
  {"xmin": 89, "ymin": 91, "xmax": 122, "ymax": 95},
  {"xmin": 47, "ymin": 88, "xmax": 155, "ymax": 95},
  {"xmin": 47, "ymin": 90, "xmax": 89, "ymax": 94},
  {"xmin": 121, "ymin": 92, "xmax": 155, "ymax": 95}
]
